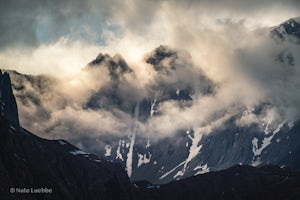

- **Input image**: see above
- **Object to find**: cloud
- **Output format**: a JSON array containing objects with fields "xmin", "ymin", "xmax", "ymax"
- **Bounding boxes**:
[
  {"xmin": 0, "ymin": 38, "xmax": 101, "ymax": 77},
  {"xmin": 1, "ymin": 0, "xmax": 299, "ymax": 79},
  {"xmin": 233, "ymin": 36, "xmax": 300, "ymax": 121},
  {"xmin": 8, "ymin": 63, "xmax": 116, "ymax": 139},
  {"xmin": 0, "ymin": 0, "xmax": 91, "ymax": 48},
  {"xmin": 11, "ymin": 30, "xmax": 299, "ymax": 141},
  {"xmin": 1, "ymin": 0, "xmax": 300, "ymax": 150},
  {"xmin": 1, "ymin": 0, "xmax": 299, "ymax": 49}
]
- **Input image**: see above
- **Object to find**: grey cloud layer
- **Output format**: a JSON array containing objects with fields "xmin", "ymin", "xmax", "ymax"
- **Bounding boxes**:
[
  {"xmin": 0, "ymin": 0, "xmax": 103, "ymax": 48},
  {"xmin": 1, "ymin": 0, "xmax": 299, "ymax": 49}
]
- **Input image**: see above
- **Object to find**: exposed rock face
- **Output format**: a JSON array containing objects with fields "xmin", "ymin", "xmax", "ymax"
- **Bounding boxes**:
[
  {"xmin": 271, "ymin": 17, "xmax": 300, "ymax": 43},
  {"xmin": 88, "ymin": 53, "xmax": 132, "ymax": 80},
  {"xmin": 0, "ymin": 71, "xmax": 19, "ymax": 125},
  {"xmin": 145, "ymin": 45, "xmax": 214, "ymax": 99},
  {"xmin": 0, "ymin": 71, "xmax": 134, "ymax": 200}
]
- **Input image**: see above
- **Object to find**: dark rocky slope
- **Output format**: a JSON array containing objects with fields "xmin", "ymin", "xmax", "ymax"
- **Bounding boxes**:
[
  {"xmin": 135, "ymin": 165, "xmax": 300, "ymax": 200},
  {"xmin": 0, "ymin": 71, "xmax": 133, "ymax": 200},
  {"xmin": 0, "ymin": 117, "xmax": 134, "ymax": 200}
]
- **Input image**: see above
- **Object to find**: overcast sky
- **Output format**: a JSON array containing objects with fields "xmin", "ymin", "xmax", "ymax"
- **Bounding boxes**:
[{"xmin": 0, "ymin": 0, "xmax": 299, "ymax": 76}]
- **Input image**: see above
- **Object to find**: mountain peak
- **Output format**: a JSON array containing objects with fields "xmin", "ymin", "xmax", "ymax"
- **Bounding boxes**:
[
  {"xmin": 292, "ymin": 16, "xmax": 300, "ymax": 23},
  {"xmin": 0, "ymin": 70, "xmax": 19, "ymax": 125},
  {"xmin": 88, "ymin": 53, "xmax": 132, "ymax": 79},
  {"xmin": 271, "ymin": 17, "xmax": 300, "ymax": 43},
  {"xmin": 145, "ymin": 45, "xmax": 184, "ymax": 72}
]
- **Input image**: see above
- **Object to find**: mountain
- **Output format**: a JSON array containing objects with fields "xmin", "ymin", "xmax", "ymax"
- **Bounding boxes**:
[
  {"xmin": 0, "ymin": 71, "xmax": 134, "ymax": 200},
  {"xmin": 1, "ymin": 49, "xmax": 300, "ymax": 200},
  {"xmin": 1, "ymin": 105, "xmax": 300, "ymax": 200},
  {"xmin": 271, "ymin": 17, "xmax": 300, "ymax": 44},
  {"xmin": 96, "ymin": 18, "xmax": 300, "ymax": 184},
  {"xmin": 271, "ymin": 17, "xmax": 300, "ymax": 66},
  {"xmin": 3, "ymin": 17, "xmax": 300, "ymax": 185},
  {"xmin": 84, "ymin": 43, "xmax": 300, "ymax": 184}
]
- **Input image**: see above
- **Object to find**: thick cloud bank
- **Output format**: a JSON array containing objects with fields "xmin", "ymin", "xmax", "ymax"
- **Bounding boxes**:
[
  {"xmin": 7, "ymin": 31, "xmax": 300, "ymax": 143},
  {"xmin": 1, "ymin": 0, "xmax": 299, "ymax": 145}
]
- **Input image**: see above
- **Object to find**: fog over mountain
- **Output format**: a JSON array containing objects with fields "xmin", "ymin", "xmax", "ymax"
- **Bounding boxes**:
[
  {"xmin": 6, "ymin": 28, "xmax": 300, "ymax": 141},
  {"xmin": 1, "ymin": 0, "xmax": 300, "ymax": 184}
]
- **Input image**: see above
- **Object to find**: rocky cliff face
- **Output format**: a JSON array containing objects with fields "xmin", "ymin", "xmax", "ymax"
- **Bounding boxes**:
[
  {"xmin": 271, "ymin": 17, "xmax": 300, "ymax": 44},
  {"xmin": 0, "ymin": 72, "xmax": 134, "ymax": 200},
  {"xmin": 0, "ymin": 70, "xmax": 19, "ymax": 125}
]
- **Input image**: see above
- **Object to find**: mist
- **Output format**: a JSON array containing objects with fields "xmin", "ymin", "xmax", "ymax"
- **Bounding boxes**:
[{"xmin": 1, "ymin": 0, "xmax": 299, "ymax": 144}]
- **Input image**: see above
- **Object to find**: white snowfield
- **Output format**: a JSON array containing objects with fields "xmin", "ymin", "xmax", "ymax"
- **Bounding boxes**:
[{"xmin": 251, "ymin": 121, "xmax": 287, "ymax": 166}]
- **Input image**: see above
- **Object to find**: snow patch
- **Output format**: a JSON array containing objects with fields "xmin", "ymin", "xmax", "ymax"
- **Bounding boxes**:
[
  {"xmin": 252, "ymin": 121, "xmax": 286, "ymax": 165},
  {"xmin": 160, "ymin": 161, "xmax": 185, "ymax": 180},
  {"xmin": 104, "ymin": 145, "xmax": 112, "ymax": 157},
  {"xmin": 174, "ymin": 170, "xmax": 184, "ymax": 179},
  {"xmin": 126, "ymin": 103, "xmax": 139, "ymax": 177},
  {"xmin": 137, "ymin": 153, "xmax": 152, "ymax": 167},
  {"xmin": 251, "ymin": 158, "xmax": 262, "ymax": 167},
  {"xmin": 126, "ymin": 133, "xmax": 136, "ymax": 177},
  {"xmin": 176, "ymin": 130, "xmax": 203, "ymax": 177},
  {"xmin": 116, "ymin": 140, "xmax": 124, "ymax": 161},
  {"xmin": 264, "ymin": 120, "xmax": 271, "ymax": 135},
  {"xmin": 274, "ymin": 122, "xmax": 285, "ymax": 134},
  {"xmin": 69, "ymin": 150, "xmax": 90, "ymax": 155},
  {"xmin": 58, "ymin": 140, "xmax": 67, "ymax": 145},
  {"xmin": 288, "ymin": 121, "xmax": 294, "ymax": 129},
  {"xmin": 276, "ymin": 138, "xmax": 280, "ymax": 143},
  {"xmin": 150, "ymin": 99, "xmax": 157, "ymax": 117},
  {"xmin": 194, "ymin": 164, "xmax": 210, "ymax": 175},
  {"xmin": 146, "ymin": 139, "xmax": 151, "ymax": 148},
  {"xmin": 252, "ymin": 137, "xmax": 260, "ymax": 156}
]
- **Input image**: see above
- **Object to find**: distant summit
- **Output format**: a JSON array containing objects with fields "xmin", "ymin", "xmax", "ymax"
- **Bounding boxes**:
[
  {"xmin": 88, "ymin": 53, "xmax": 132, "ymax": 80},
  {"xmin": 271, "ymin": 17, "xmax": 300, "ymax": 43}
]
